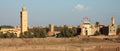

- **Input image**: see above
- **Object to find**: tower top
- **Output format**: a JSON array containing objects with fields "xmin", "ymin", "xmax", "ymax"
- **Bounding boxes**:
[
  {"xmin": 111, "ymin": 16, "xmax": 115, "ymax": 25},
  {"xmin": 82, "ymin": 16, "xmax": 91, "ymax": 24},
  {"xmin": 111, "ymin": 16, "xmax": 114, "ymax": 20},
  {"xmin": 22, "ymin": 6, "xmax": 26, "ymax": 11}
]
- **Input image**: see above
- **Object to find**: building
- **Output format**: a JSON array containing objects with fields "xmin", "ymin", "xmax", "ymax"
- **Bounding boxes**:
[
  {"xmin": 20, "ymin": 6, "xmax": 28, "ymax": 34},
  {"xmin": 108, "ymin": 17, "xmax": 117, "ymax": 35},
  {"xmin": 0, "ymin": 5, "xmax": 119, "ymax": 37},
  {"xmin": 0, "ymin": 26, "xmax": 21, "ymax": 37},
  {"xmin": 0, "ymin": 6, "xmax": 28, "ymax": 37},
  {"xmin": 48, "ymin": 24, "xmax": 55, "ymax": 36},
  {"xmin": 80, "ymin": 17, "xmax": 93, "ymax": 36}
]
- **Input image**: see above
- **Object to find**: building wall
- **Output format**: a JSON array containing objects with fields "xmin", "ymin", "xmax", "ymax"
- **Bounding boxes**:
[
  {"xmin": 0, "ymin": 28, "xmax": 15, "ymax": 33},
  {"xmin": 108, "ymin": 17, "xmax": 117, "ymax": 36},
  {"xmin": 49, "ymin": 24, "xmax": 54, "ymax": 33},
  {"xmin": 0, "ymin": 28, "xmax": 21, "ymax": 37},
  {"xmin": 81, "ymin": 24, "xmax": 93, "ymax": 36},
  {"xmin": 20, "ymin": 6, "xmax": 28, "ymax": 33},
  {"xmin": 108, "ymin": 25, "xmax": 117, "ymax": 35},
  {"xmin": 48, "ymin": 24, "xmax": 54, "ymax": 36}
]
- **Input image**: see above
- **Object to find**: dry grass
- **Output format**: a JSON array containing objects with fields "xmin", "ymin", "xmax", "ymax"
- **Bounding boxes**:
[{"xmin": 0, "ymin": 36, "xmax": 120, "ymax": 51}]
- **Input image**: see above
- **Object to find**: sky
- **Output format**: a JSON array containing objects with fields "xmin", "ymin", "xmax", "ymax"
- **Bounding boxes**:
[{"xmin": 0, "ymin": 0, "xmax": 120, "ymax": 26}]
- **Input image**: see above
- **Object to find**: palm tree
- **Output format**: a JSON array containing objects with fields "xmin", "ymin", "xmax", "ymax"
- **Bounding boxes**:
[
  {"xmin": 95, "ymin": 22, "xmax": 100, "ymax": 32},
  {"xmin": 94, "ymin": 22, "xmax": 101, "ymax": 36}
]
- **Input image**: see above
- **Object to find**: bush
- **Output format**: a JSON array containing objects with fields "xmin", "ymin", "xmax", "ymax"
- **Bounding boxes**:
[
  {"xmin": 57, "ymin": 27, "xmax": 76, "ymax": 38},
  {"xmin": 32, "ymin": 28, "xmax": 46, "ymax": 38},
  {"xmin": 0, "ymin": 32, "xmax": 17, "ymax": 38},
  {"xmin": 0, "ymin": 25, "xmax": 14, "ymax": 28},
  {"xmin": 20, "ymin": 31, "xmax": 33, "ymax": 38},
  {"xmin": 94, "ymin": 31, "xmax": 101, "ymax": 36},
  {"xmin": 20, "ymin": 28, "xmax": 47, "ymax": 38},
  {"xmin": 0, "ymin": 32, "xmax": 5, "ymax": 38},
  {"xmin": 117, "ymin": 28, "xmax": 120, "ymax": 35}
]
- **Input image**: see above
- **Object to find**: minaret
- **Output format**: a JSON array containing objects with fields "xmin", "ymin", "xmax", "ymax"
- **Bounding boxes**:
[
  {"xmin": 111, "ymin": 16, "xmax": 115, "ymax": 25},
  {"xmin": 49, "ymin": 24, "xmax": 54, "ymax": 33},
  {"xmin": 48, "ymin": 24, "xmax": 54, "ymax": 36},
  {"xmin": 20, "ymin": 6, "xmax": 28, "ymax": 33},
  {"xmin": 108, "ymin": 16, "xmax": 117, "ymax": 36}
]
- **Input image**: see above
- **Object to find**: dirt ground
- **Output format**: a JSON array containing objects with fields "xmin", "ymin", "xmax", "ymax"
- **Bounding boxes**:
[{"xmin": 0, "ymin": 37, "xmax": 120, "ymax": 51}]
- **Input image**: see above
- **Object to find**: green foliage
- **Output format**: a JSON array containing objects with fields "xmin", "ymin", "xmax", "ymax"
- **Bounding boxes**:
[
  {"xmin": 117, "ymin": 27, "xmax": 120, "ymax": 35},
  {"xmin": 20, "ymin": 31, "xmax": 33, "ymax": 38},
  {"xmin": 0, "ymin": 32, "xmax": 4, "ymax": 38},
  {"xmin": 20, "ymin": 28, "xmax": 47, "ymax": 38},
  {"xmin": 0, "ymin": 32, "xmax": 17, "ymax": 38},
  {"xmin": 0, "ymin": 25, "xmax": 14, "ymax": 28},
  {"xmin": 95, "ymin": 22, "xmax": 100, "ymax": 28},
  {"xmin": 57, "ymin": 27, "xmax": 76, "ymax": 38},
  {"xmin": 95, "ymin": 22, "xmax": 101, "ymax": 34},
  {"xmin": 32, "ymin": 28, "xmax": 46, "ymax": 38},
  {"xmin": 94, "ymin": 31, "xmax": 101, "ymax": 36}
]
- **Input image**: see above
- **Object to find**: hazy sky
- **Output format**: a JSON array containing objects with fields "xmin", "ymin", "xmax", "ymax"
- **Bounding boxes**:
[{"xmin": 0, "ymin": 0, "xmax": 120, "ymax": 26}]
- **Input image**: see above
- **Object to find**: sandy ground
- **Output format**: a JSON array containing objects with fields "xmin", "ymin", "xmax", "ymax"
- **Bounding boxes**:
[
  {"xmin": 0, "ymin": 38, "xmax": 120, "ymax": 51},
  {"xmin": 0, "ymin": 43, "xmax": 120, "ymax": 51}
]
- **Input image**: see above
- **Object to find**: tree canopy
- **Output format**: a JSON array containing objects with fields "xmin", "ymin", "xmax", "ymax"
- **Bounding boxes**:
[
  {"xmin": 20, "ymin": 27, "xmax": 47, "ymax": 38},
  {"xmin": 0, "ymin": 32, "xmax": 17, "ymax": 38},
  {"xmin": 0, "ymin": 25, "xmax": 14, "ymax": 28},
  {"xmin": 57, "ymin": 27, "xmax": 76, "ymax": 38}
]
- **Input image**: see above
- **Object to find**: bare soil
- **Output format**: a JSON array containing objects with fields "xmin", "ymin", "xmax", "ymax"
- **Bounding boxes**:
[{"xmin": 0, "ymin": 37, "xmax": 120, "ymax": 51}]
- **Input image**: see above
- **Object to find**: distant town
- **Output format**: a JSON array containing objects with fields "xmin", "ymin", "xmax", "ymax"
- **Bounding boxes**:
[{"xmin": 0, "ymin": 6, "xmax": 120, "ymax": 38}]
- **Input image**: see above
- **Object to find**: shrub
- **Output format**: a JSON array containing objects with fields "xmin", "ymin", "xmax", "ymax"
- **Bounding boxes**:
[
  {"xmin": 20, "ymin": 28, "xmax": 47, "ymax": 38},
  {"xmin": 94, "ymin": 31, "xmax": 101, "ymax": 36},
  {"xmin": 57, "ymin": 27, "xmax": 76, "ymax": 38},
  {"xmin": 0, "ymin": 32, "xmax": 17, "ymax": 38}
]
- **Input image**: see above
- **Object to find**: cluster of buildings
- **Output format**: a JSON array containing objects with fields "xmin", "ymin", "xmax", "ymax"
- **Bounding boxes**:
[
  {"xmin": 48, "ymin": 16, "xmax": 117, "ymax": 36},
  {"xmin": 0, "ymin": 6, "xmax": 118, "ymax": 37}
]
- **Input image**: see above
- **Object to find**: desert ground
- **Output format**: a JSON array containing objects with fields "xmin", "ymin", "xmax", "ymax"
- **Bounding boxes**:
[{"xmin": 0, "ymin": 36, "xmax": 120, "ymax": 51}]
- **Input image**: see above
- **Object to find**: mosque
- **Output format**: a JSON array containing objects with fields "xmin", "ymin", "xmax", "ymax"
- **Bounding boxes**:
[
  {"xmin": 48, "ymin": 16, "xmax": 118, "ymax": 36},
  {"xmin": 0, "ymin": 6, "xmax": 118, "ymax": 37},
  {"xmin": 0, "ymin": 6, "xmax": 28, "ymax": 37}
]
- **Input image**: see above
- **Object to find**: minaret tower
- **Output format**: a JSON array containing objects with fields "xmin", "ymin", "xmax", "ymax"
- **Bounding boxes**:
[
  {"xmin": 49, "ymin": 24, "xmax": 54, "ymax": 33},
  {"xmin": 108, "ymin": 16, "xmax": 117, "ymax": 36},
  {"xmin": 20, "ymin": 6, "xmax": 28, "ymax": 33},
  {"xmin": 48, "ymin": 24, "xmax": 55, "ymax": 36},
  {"xmin": 111, "ymin": 16, "xmax": 115, "ymax": 25}
]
